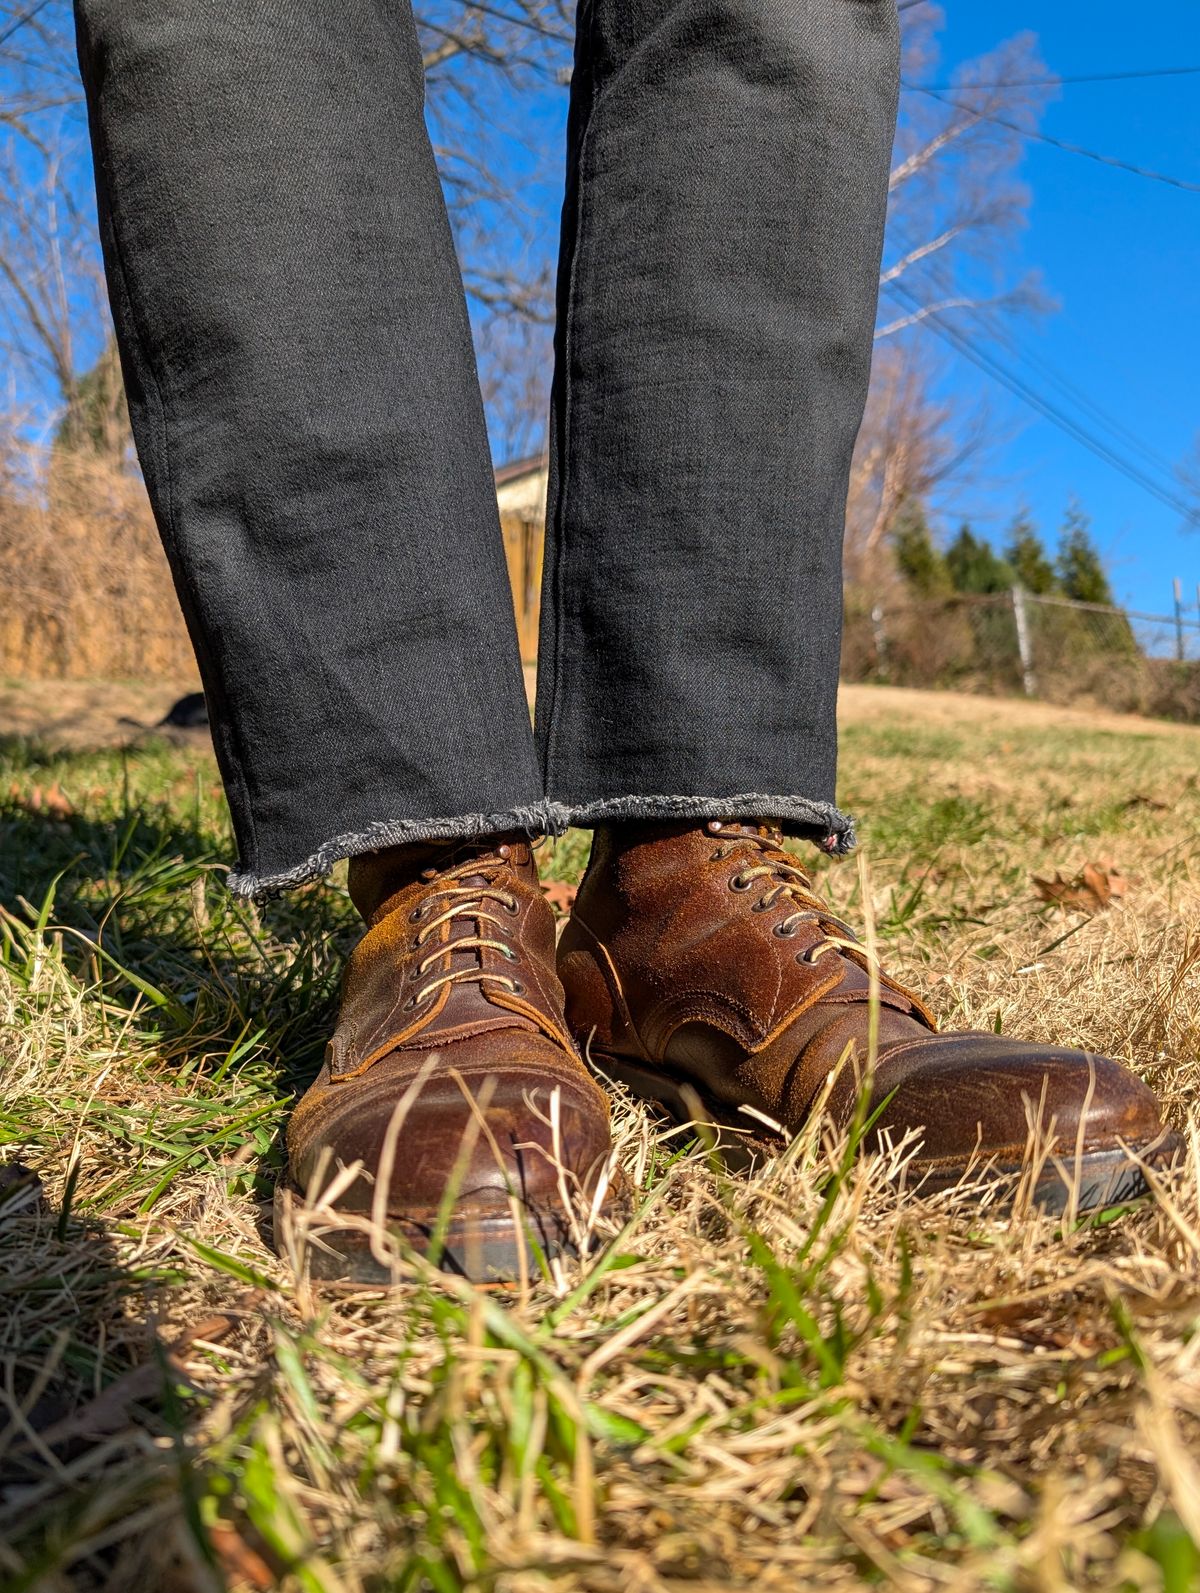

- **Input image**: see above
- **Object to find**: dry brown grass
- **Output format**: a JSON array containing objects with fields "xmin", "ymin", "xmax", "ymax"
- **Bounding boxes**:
[
  {"xmin": 1, "ymin": 686, "xmax": 1200, "ymax": 1590},
  {"xmin": 0, "ymin": 449, "xmax": 193, "ymax": 680}
]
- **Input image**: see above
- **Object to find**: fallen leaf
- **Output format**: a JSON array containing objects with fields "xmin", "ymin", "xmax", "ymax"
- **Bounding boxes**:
[
  {"xmin": 542, "ymin": 879, "xmax": 577, "ymax": 913},
  {"xmin": 170, "ymin": 1313, "xmax": 239, "ymax": 1354},
  {"xmin": 0, "ymin": 1160, "xmax": 45, "ymax": 1214},
  {"xmin": 975, "ymin": 1305, "xmax": 1095, "ymax": 1352},
  {"xmin": 208, "ymin": 1523, "xmax": 278, "ymax": 1592},
  {"xmin": 1032, "ymin": 863, "xmax": 1127, "ymax": 914},
  {"xmin": 6, "ymin": 781, "xmax": 75, "ymax": 818},
  {"xmin": 32, "ymin": 1362, "xmax": 167, "ymax": 1447}
]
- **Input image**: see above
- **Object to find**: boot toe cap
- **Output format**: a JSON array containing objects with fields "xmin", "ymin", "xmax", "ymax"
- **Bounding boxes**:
[
  {"xmin": 837, "ymin": 1032, "xmax": 1171, "ymax": 1166},
  {"xmin": 289, "ymin": 1042, "xmax": 613, "ymax": 1217}
]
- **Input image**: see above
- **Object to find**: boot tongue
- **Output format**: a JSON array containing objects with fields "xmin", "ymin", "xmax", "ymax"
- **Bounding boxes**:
[{"xmin": 349, "ymin": 831, "xmax": 534, "ymax": 924}]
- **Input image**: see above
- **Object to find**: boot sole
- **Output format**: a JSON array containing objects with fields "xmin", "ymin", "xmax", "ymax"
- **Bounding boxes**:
[
  {"xmin": 273, "ymin": 1179, "xmax": 623, "ymax": 1285},
  {"xmin": 904, "ymin": 1132, "xmax": 1185, "ymax": 1214},
  {"xmin": 592, "ymin": 1051, "xmax": 1185, "ymax": 1215}
]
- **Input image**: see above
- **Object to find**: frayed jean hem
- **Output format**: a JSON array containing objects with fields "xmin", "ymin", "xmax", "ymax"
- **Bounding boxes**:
[
  {"xmin": 226, "ymin": 791, "xmax": 855, "ymax": 900},
  {"xmin": 226, "ymin": 799, "xmax": 570, "ymax": 899},
  {"xmin": 564, "ymin": 794, "xmax": 855, "ymax": 855}
]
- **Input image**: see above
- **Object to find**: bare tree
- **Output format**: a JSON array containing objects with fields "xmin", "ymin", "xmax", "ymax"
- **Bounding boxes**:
[
  {"xmin": 0, "ymin": 0, "xmax": 570, "ymax": 454},
  {"xmin": 0, "ymin": 4, "xmax": 114, "ymax": 455},
  {"xmin": 418, "ymin": 0, "xmax": 571, "ymax": 321},
  {"xmin": 844, "ymin": 344, "xmax": 990, "ymax": 587},
  {"xmin": 0, "ymin": 134, "xmax": 123, "ymax": 453},
  {"xmin": 846, "ymin": 4, "xmax": 1055, "ymax": 581},
  {"xmin": 879, "ymin": 6, "xmax": 1054, "ymax": 339},
  {"xmin": 476, "ymin": 295, "xmax": 554, "ymax": 465}
]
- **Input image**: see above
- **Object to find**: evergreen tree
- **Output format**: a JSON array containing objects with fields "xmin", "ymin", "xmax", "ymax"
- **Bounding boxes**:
[
  {"xmin": 1052, "ymin": 499, "xmax": 1138, "ymax": 658},
  {"xmin": 1056, "ymin": 500, "xmax": 1114, "ymax": 604},
  {"xmin": 1004, "ymin": 508, "xmax": 1058, "ymax": 595},
  {"xmin": 945, "ymin": 523, "xmax": 1014, "ymax": 595},
  {"xmin": 891, "ymin": 499, "xmax": 951, "ymax": 596}
]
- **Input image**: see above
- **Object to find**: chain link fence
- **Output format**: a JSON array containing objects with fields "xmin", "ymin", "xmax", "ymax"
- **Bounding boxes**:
[{"xmin": 842, "ymin": 588, "xmax": 1200, "ymax": 722}]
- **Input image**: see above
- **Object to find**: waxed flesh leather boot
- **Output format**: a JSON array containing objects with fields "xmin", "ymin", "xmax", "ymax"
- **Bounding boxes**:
[
  {"xmin": 558, "ymin": 821, "xmax": 1181, "ymax": 1212},
  {"xmin": 277, "ymin": 835, "xmax": 617, "ymax": 1281}
]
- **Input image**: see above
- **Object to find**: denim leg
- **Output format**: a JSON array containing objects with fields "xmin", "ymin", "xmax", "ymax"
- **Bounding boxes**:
[
  {"xmin": 74, "ymin": 0, "xmax": 547, "ymax": 897},
  {"xmin": 536, "ymin": 0, "xmax": 900, "ymax": 853}
]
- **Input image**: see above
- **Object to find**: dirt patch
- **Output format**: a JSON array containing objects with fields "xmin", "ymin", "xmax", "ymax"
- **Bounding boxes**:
[
  {"xmin": 4, "ymin": 672, "xmax": 1199, "ymax": 754},
  {"xmin": 0, "ymin": 677, "xmax": 202, "ymax": 749},
  {"xmin": 838, "ymin": 681, "xmax": 1200, "ymax": 740}
]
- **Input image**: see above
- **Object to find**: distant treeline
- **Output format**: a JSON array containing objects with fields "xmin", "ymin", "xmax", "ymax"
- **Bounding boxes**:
[{"xmin": 891, "ymin": 499, "xmax": 1119, "ymax": 606}]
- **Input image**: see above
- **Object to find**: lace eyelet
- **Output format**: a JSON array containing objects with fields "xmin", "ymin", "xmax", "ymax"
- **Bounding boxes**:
[
  {"xmin": 729, "ymin": 873, "xmax": 752, "ymax": 892},
  {"xmin": 504, "ymin": 897, "xmax": 520, "ymax": 916},
  {"xmin": 510, "ymin": 980, "xmax": 525, "ymax": 995},
  {"xmin": 773, "ymin": 923, "xmax": 797, "ymax": 938},
  {"xmin": 402, "ymin": 994, "xmax": 418, "ymax": 1011},
  {"xmin": 504, "ymin": 947, "xmax": 520, "ymax": 962},
  {"xmin": 409, "ymin": 905, "xmax": 424, "ymax": 923}
]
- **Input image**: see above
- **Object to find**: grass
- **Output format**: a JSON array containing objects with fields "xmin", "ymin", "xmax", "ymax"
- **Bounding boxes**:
[{"xmin": 2, "ymin": 685, "xmax": 1200, "ymax": 1590}]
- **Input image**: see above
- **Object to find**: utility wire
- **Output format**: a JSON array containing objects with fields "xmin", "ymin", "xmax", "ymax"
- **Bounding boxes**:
[
  {"xmin": 884, "ymin": 281, "xmax": 1199, "ymax": 524},
  {"xmin": 889, "ymin": 234, "xmax": 1184, "ymax": 480},
  {"xmin": 905, "ymin": 83, "xmax": 1200, "ymax": 193},
  {"xmin": 905, "ymin": 65, "xmax": 1200, "ymax": 93},
  {"xmin": 973, "ymin": 306, "xmax": 1183, "ymax": 481},
  {"xmin": 886, "ymin": 227, "xmax": 1185, "ymax": 481}
]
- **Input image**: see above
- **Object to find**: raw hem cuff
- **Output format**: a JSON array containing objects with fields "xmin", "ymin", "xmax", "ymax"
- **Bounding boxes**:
[
  {"xmin": 564, "ymin": 794, "xmax": 856, "ymax": 855},
  {"xmin": 226, "ymin": 799, "xmax": 571, "ymax": 900}
]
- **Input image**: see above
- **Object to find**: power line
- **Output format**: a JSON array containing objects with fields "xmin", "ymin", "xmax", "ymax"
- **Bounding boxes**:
[
  {"xmin": 904, "ymin": 65, "xmax": 1200, "ymax": 93},
  {"xmin": 891, "ymin": 236, "xmax": 1185, "ymax": 481},
  {"xmin": 884, "ymin": 282, "xmax": 1199, "ymax": 524},
  {"xmin": 974, "ymin": 307, "xmax": 1182, "ymax": 481},
  {"xmin": 905, "ymin": 82, "xmax": 1200, "ymax": 194}
]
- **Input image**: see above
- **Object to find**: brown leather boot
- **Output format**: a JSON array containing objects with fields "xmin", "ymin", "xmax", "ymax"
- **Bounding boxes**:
[
  {"xmin": 277, "ymin": 834, "xmax": 616, "ymax": 1281},
  {"xmin": 558, "ymin": 820, "xmax": 1181, "ymax": 1212}
]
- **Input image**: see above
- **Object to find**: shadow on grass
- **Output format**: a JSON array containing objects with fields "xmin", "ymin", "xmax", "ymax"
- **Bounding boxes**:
[
  {"xmin": 0, "ymin": 1173, "xmax": 215, "ymax": 1588},
  {"xmin": 0, "ymin": 738, "xmax": 354, "ymax": 1583},
  {"xmin": 0, "ymin": 736, "xmax": 359, "ymax": 1090}
]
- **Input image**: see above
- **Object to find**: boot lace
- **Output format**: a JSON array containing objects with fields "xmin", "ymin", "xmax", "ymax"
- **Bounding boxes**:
[
  {"xmin": 405, "ymin": 855, "xmax": 524, "ymax": 1009},
  {"xmin": 708, "ymin": 824, "xmax": 877, "ymax": 969}
]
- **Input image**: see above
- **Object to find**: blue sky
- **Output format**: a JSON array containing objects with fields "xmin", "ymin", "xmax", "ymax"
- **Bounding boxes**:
[
  {"xmin": 487, "ymin": 2, "xmax": 1200, "ymax": 619},
  {"xmin": 912, "ymin": 3, "xmax": 1200, "ymax": 616},
  {"xmin": 6, "ymin": 4, "xmax": 1196, "ymax": 617}
]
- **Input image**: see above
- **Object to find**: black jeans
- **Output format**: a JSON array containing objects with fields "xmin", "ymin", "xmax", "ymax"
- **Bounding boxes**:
[{"xmin": 74, "ymin": 0, "xmax": 898, "ymax": 898}]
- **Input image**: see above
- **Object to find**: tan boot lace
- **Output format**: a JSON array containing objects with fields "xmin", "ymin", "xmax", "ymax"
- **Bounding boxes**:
[
  {"xmin": 706, "ymin": 823, "xmax": 938, "ymax": 1028},
  {"xmin": 405, "ymin": 854, "xmax": 526, "ymax": 1009},
  {"xmin": 328, "ymin": 847, "xmax": 579, "ymax": 1083},
  {"xmin": 707, "ymin": 823, "xmax": 877, "ymax": 970}
]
